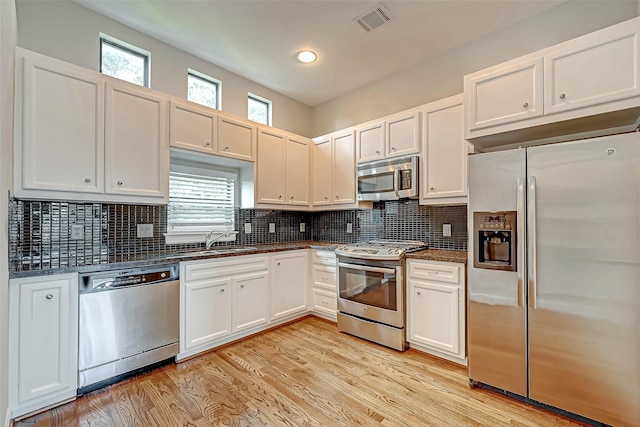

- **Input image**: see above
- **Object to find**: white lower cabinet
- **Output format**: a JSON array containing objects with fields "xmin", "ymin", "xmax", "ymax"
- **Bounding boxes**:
[
  {"xmin": 270, "ymin": 251, "xmax": 308, "ymax": 321},
  {"xmin": 310, "ymin": 250, "xmax": 337, "ymax": 320},
  {"xmin": 179, "ymin": 255, "xmax": 269, "ymax": 360},
  {"xmin": 9, "ymin": 273, "xmax": 79, "ymax": 418},
  {"xmin": 407, "ymin": 259, "xmax": 466, "ymax": 365}
]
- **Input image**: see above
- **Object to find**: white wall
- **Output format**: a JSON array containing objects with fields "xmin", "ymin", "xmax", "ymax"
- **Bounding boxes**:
[
  {"xmin": 0, "ymin": 0, "xmax": 16, "ymax": 424},
  {"xmin": 15, "ymin": 0, "xmax": 313, "ymax": 137},
  {"xmin": 311, "ymin": 0, "xmax": 640, "ymax": 136}
]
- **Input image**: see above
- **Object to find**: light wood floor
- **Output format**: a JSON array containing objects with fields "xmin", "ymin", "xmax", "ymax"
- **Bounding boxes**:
[{"xmin": 18, "ymin": 316, "xmax": 588, "ymax": 426}]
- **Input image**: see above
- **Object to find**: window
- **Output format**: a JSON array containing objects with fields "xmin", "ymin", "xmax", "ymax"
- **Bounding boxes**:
[
  {"xmin": 248, "ymin": 93, "xmax": 272, "ymax": 125},
  {"xmin": 166, "ymin": 162, "xmax": 237, "ymax": 244},
  {"xmin": 188, "ymin": 69, "xmax": 221, "ymax": 109},
  {"xmin": 100, "ymin": 35, "xmax": 150, "ymax": 87}
]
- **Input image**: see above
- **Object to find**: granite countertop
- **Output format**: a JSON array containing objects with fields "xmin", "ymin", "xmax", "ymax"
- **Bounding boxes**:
[
  {"xmin": 9, "ymin": 241, "xmax": 341, "ymax": 279},
  {"xmin": 406, "ymin": 249, "xmax": 468, "ymax": 264}
]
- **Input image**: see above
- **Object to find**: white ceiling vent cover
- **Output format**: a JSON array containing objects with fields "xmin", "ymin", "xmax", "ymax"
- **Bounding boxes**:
[{"xmin": 354, "ymin": 3, "xmax": 392, "ymax": 33}]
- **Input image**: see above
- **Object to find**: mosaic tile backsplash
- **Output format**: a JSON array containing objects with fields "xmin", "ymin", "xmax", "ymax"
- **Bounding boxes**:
[{"xmin": 9, "ymin": 198, "xmax": 467, "ymax": 272}]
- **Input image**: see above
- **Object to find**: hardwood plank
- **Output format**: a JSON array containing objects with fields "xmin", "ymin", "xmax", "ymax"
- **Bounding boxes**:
[{"xmin": 16, "ymin": 317, "xmax": 590, "ymax": 427}]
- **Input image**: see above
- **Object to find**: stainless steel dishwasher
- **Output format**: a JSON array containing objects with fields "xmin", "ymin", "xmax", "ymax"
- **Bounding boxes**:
[{"xmin": 78, "ymin": 264, "xmax": 179, "ymax": 395}]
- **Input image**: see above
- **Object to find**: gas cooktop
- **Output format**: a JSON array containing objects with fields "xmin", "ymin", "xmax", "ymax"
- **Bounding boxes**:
[{"xmin": 335, "ymin": 239, "xmax": 427, "ymax": 261}]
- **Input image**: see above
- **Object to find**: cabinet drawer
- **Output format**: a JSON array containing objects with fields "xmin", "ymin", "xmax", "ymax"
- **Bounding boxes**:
[
  {"xmin": 183, "ymin": 255, "xmax": 269, "ymax": 282},
  {"xmin": 312, "ymin": 265, "xmax": 336, "ymax": 291},
  {"xmin": 409, "ymin": 262, "xmax": 460, "ymax": 284},
  {"xmin": 313, "ymin": 251, "xmax": 336, "ymax": 266},
  {"xmin": 312, "ymin": 289, "xmax": 337, "ymax": 315}
]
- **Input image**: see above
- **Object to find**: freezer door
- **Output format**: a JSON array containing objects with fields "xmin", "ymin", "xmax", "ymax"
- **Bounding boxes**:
[
  {"xmin": 467, "ymin": 148, "xmax": 528, "ymax": 397},
  {"xmin": 527, "ymin": 133, "xmax": 640, "ymax": 427}
]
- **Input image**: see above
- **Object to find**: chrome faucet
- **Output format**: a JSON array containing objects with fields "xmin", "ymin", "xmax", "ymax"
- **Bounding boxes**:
[{"xmin": 205, "ymin": 230, "xmax": 231, "ymax": 249}]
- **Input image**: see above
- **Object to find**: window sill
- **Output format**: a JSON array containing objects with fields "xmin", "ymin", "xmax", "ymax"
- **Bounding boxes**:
[{"xmin": 164, "ymin": 230, "xmax": 238, "ymax": 245}]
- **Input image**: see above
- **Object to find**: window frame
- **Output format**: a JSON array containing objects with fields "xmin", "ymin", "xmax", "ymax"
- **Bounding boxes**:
[
  {"xmin": 99, "ymin": 33, "xmax": 150, "ymax": 87},
  {"xmin": 165, "ymin": 159, "xmax": 239, "ymax": 245},
  {"xmin": 248, "ymin": 92, "xmax": 272, "ymax": 126},
  {"xmin": 187, "ymin": 68, "xmax": 222, "ymax": 110}
]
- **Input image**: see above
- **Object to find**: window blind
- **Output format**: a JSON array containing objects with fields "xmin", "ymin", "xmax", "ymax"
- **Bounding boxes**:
[{"xmin": 168, "ymin": 169, "xmax": 235, "ymax": 232}]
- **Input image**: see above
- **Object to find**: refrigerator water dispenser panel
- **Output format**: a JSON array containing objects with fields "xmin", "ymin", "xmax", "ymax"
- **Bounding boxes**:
[{"xmin": 473, "ymin": 211, "xmax": 517, "ymax": 271}]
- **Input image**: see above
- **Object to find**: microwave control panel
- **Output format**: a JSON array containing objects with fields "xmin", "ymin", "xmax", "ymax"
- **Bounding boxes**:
[{"xmin": 399, "ymin": 169, "xmax": 412, "ymax": 190}]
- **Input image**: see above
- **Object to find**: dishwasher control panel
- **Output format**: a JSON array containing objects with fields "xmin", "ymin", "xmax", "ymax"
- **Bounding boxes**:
[{"xmin": 80, "ymin": 264, "xmax": 179, "ymax": 292}]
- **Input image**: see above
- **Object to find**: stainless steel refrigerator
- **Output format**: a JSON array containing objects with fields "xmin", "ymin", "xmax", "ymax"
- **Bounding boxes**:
[{"xmin": 468, "ymin": 132, "xmax": 640, "ymax": 427}]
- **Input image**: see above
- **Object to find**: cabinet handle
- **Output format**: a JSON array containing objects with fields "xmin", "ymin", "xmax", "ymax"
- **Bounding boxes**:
[
  {"xmin": 522, "ymin": 102, "xmax": 529, "ymax": 108},
  {"xmin": 84, "ymin": 178, "xmax": 91, "ymax": 183},
  {"xmin": 559, "ymin": 93, "xmax": 566, "ymax": 99},
  {"xmin": 46, "ymin": 294, "xmax": 53, "ymax": 300},
  {"xmin": 117, "ymin": 181, "xmax": 123, "ymax": 186}
]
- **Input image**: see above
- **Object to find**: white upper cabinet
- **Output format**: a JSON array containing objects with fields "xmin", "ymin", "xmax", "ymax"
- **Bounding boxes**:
[
  {"xmin": 544, "ymin": 20, "xmax": 640, "ymax": 115},
  {"xmin": 15, "ymin": 49, "xmax": 169, "ymax": 204},
  {"xmin": 465, "ymin": 57, "xmax": 543, "ymax": 131},
  {"xmin": 356, "ymin": 121, "xmax": 385, "ymax": 163},
  {"xmin": 356, "ymin": 110, "xmax": 420, "ymax": 163},
  {"xmin": 217, "ymin": 115, "xmax": 257, "ymax": 162},
  {"xmin": 105, "ymin": 82, "xmax": 168, "ymax": 199},
  {"xmin": 386, "ymin": 110, "xmax": 421, "ymax": 157},
  {"xmin": 256, "ymin": 127, "xmax": 310, "ymax": 208},
  {"xmin": 464, "ymin": 16, "xmax": 640, "ymax": 148},
  {"xmin": 420, "ymin": 94, "xmax": 473, "ymax": 205},
  {"xmin": 16, "ymin": 51, "xmax": 105, "ymax": 196},
  {"xmin": 312, "ymin": 129, "xmax": 357, "ymax": 208},
  {"xmin": 169, "ymin": 99, "xmax": 257, "ymax": 162},
  {"xmin": 169, "ymin": 100, "xmax": 216, "ymax": 153}
]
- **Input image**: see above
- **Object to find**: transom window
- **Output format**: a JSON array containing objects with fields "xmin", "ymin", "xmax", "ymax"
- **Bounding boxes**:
[
  {"xmin": 100, "ymin": 35, "xmax": 150, "ymax": 87},
  {"xmin": 188, "ymin": 69, "xmax": 221, "ymax": 109},
  {"xmin": 248, "ymin": 93, "xmax": 272, "ymax": 126}
]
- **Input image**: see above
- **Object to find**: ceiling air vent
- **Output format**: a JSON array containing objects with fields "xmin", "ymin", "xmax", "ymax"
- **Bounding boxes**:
[{"xmin": 354, "ymin": 3, "xmax": 392, "ymax": 33}]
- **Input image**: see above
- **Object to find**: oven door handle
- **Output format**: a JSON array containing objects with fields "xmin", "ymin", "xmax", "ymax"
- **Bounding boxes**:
[{"xmin": 338, "ymin": 262, "xmax": 396, "ymax": 275}]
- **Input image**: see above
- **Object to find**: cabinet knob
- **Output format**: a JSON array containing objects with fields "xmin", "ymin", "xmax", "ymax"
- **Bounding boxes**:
[
  {"xmin": 204, "ymin": 142, "xmax": 210, "ymax": 146},
  {"xmin": 391, "ymin": 147, "xmax": 396, "ymax": 152},
  {"xmin": 335, "ymin": 195, "xmax": 338, "ymax": 199},
  {"xmin": 84, "ymin": 178, "xmax": 91, "ymax": 183},
  {"xmin": 375, "ymin": 150, "xmax": 380, "ymax": 155},
  {"xmin": 430, "ymin": 187, "xmax": 434, "ymax": 191},
  {"xmin": 277, "ymin": 262, "xmax": 281, "ymax": 266},
  {"xmin": 559, "ymin": 93, "xmax": 566, "ymax": 99},
  {"xmin": 240, "ymin": 284, "xmax": 245, "ymax": 289},
  {"xmin": 220, "ymin": 288, "xmax": 225, "ymax": 293},
  {"xmin": 417, "ymin": 291, "xmax": 421, "ymax": 296},
  {"xmin": 279, "ymin": 195, "xmax": 282, "ymax": 199},
  {"xmin": 46, "ymin": 294, "xmax": 53, "ymax": 300},
  {"xmin": 291, "ymin": 196, "xmax": 294, "ymax": 200},
  {"xmin": 117, "ymin": 181, "xmax": 123, "ymax": 185},
  {"xmin": 224, "ymin": 146, "xmax": 229, "ymax": 151},
  {"xmin": 522, "ymin": 102, "xmax": 529, "ymax": 108},
  {"xmin": 325, "ymin": 196, "xmax": 328, "ymax": 200}
]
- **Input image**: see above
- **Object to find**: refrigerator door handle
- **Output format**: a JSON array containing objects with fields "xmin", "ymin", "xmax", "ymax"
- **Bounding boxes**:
[
  {"xmin": 516, "ymin": 176, "xmax": 525, "ymax": 307},
  {"xmin": 528, "ymin": 175, "xmax": 537, "ymax": 309}
]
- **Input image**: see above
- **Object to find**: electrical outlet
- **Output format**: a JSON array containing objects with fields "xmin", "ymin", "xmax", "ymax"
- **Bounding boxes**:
[
  {"xmin": 443, "ymin": 224, "xmax": 452, "ymax": 237},
  {"xmin": 300, "ymin": 223, "xmax": 306, "ymax": 232},
  {"xmin": 269, "ymin": 223, "xmax": 276, "ymax": 233},
  {"xmin": 346, "ymin": 223, "xmax": 353, "ymax": 234},
  {"xmin": 137, "ymin": 224, "xmax": 154, "ymax": 238},
  {"xmin": 70, "ymin": 224, "xmax": 84, "ymax": 240},
  {"xmin": 244, "ymin": 223, "xmax": 252, "ymax": 234}
]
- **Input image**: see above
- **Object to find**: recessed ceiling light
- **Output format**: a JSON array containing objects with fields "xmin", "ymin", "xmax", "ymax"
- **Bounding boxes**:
[{"xmin": 297, "ymin": 50, "xmax": 317, "ymax": 64}]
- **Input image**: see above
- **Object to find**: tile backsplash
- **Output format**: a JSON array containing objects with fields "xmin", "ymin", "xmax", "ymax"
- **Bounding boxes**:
[{"xmin": 9, "ymin": 198, "xmax": 467, "ymax": 273}]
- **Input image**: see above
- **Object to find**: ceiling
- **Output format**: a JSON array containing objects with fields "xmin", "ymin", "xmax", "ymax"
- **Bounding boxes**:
[{"xmin": 73, "ymin": 0, "xmax": 565, "ymax": 107}]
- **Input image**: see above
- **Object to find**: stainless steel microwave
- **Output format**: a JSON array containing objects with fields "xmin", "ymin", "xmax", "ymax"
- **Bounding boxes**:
[{"xmin": 357, "ymin": 155, "xmax": 419, "ymax": 201}]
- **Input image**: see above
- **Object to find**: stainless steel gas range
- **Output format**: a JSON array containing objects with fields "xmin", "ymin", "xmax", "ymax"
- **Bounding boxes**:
[{"xmin": 334, "ymin": 240, "xmax": 426, "ymax": 351}]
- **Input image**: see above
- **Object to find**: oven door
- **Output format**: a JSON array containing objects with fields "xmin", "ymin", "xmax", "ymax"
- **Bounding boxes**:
[{"xmin": 337, "ymin": 259, "xmax": 404, "ymax": 328}]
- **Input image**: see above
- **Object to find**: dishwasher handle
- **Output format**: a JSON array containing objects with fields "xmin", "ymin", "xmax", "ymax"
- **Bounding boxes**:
[{"xmin": 80, "ymin": 264, "xmax": 179, "ymax": 293}]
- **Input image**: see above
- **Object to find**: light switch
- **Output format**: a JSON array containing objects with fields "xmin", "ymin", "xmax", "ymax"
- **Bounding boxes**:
[
  {"xmin": 443, "ymin": 224, "xmax": 452, "ymax": 237},
  {"xmin": 137, "ymin": 224, "xmax": 154, "ymax": 238},
  {"xmin": 70, "ymin": 224, "xmax": 84, "ymax": 240},
  {"xmin": 346, "ymin": 223, "xmax": 353, "ymax": 234},
  {"xmin": 300, "ymin": 223, "xmax": 306, "ymax": 232},
  {"xmin": 269, "ymin": 223, "xmax": 276, "ymax": 233},
  {"xmin": 244, "ymin": 223, "xmax": 252, "ymax": 234}
]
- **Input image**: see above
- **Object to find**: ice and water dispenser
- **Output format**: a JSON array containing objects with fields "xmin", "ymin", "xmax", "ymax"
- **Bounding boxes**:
[{"xmin": 473, "ymin": 211, "xmax": 517, "ymax": 271}]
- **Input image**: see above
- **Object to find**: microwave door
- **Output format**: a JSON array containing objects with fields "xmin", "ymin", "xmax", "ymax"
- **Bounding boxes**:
[{"xmin": 358, "ymin": 171, "xmax": 395, "ymax": 200}]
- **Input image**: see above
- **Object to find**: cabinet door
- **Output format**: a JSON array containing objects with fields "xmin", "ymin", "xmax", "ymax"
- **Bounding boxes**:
[
  {"xmin": 409, "ymin": 280, "xmax": 460, "ymax": 355},
  {"xmin": 18, "ymin": 54, "xmax": 104, "ymax": 195},
  {"xmin": 10, "ymin": 274, "xmax": 78, "ymax": 415},
  {"xmin": 232, "ymin": 271, "xmax": 269, "ymax": 332},
  {"xmin": 356, "ymin": 121, "xmax": 385, "ymax": 163},
  {"xmin": 169, "ymin": 100, "xmax": 216, "ymax": 153},
  {"xmin": 256, "ymin": 128, "xmax": 286, "ymax": 204},
  {"xmin": 545, "ymin": 21, "xmax": 640, "ymax": 115},
  {"xmin": 386, "ymin": 111, "xmax": 420, "ymax": 157},
  {"xmin": 218, "ymin": 116, "xmax": 257, "ymax": 161},
  {"xmin": 184, "ymin": 278, "xmax": 232, "ymax": 349},
  {"xmin": 285, "ymin": 136, "xmax": 310, "ymax": 206},
  {"xmin": 312, "ymin": 137, "xmax": 333, "ymax": 205},
  {"xmin": 465, "ymin": 57, "xmax": 543, "ymax": 131},
  {"xmin": 332, "ymin": 131, "xmax": 357, "ymax": 205},
  {"xmin": 271, "ymin": 252, "xmax": 308, "ymax": 321},
  {"xmin": 422, "ymin": 96, "xmax": 472, "ymax": 203},
  {"xmin": 105, "ymin": 82, "xmax": 168, "ymax": 200}
]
